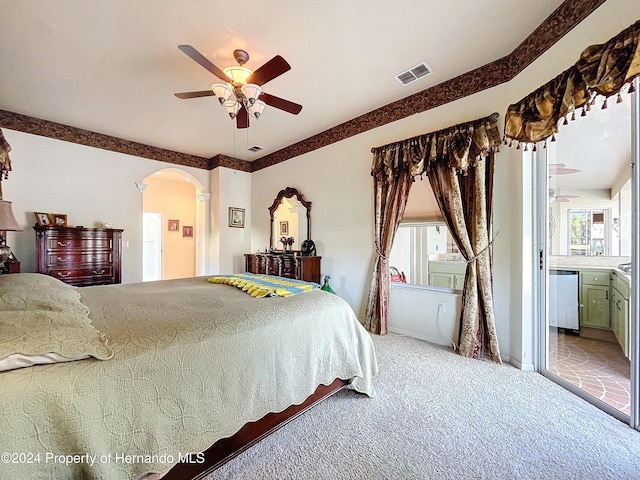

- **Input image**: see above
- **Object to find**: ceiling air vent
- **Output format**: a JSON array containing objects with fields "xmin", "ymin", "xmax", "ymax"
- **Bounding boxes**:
[
  {"xmin": 247, "ymin": 145, "xmax": 264, "ymax": 153},
  {"xmin": 394, "ymin": 62, "xmax": 433, "ymax": 86}
]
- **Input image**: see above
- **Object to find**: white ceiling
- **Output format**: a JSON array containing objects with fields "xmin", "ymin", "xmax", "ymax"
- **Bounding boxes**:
[
  {"xmin": 1, "ymin": 0, "xmax": 565, "ymax": 161},
  {"xmin": 552, "ymin": 96, "xmax": 632, "ymax": 193}
]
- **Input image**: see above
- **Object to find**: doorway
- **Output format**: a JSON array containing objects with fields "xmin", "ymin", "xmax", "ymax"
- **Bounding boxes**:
[
  {"xmin": 537, "ymin": 81, "xmax": 638, "ymax": 428},
  {"xmin": 142, "ymin": 168, "xmax": 209, "ymax": 280},
  {"xmin": 143, "ymin": 212, "xmax": 162, "ymax": 281}
]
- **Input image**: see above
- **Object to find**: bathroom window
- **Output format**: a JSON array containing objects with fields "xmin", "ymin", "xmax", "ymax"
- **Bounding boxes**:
[{"xmin": 567, "ymin": 208, "xmax": 611, "ymax": 256}]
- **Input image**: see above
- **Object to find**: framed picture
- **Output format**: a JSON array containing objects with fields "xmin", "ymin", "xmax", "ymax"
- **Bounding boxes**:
[
  {"xmin": 229, "ymin": 207, "xmax": 245, "ymax": 228},
  {"xmin": 168, "ymin": 219, "xmax": 179, "ymax": 232},
  {"xmin": 183, "ymin": 226, "xmax": 193, "ymax": 238},
  {"xmin": 51, "ymin": 213, "xmax": 68, "ymax": 227},
  {"xmin": 34, "ymin": 212, "xmax": 52, "ymax": 226},
  {"xmin": 279, "ymin": 221, "xmax": 289, "ymax": 235}
]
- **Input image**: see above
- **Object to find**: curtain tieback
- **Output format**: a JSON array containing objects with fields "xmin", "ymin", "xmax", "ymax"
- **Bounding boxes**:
[
  {"xmin": 465, "ymin": 231, "xmax": 500, "ymax": 264},
  {"xmin": 375, "ymin": 248, "xmax": 388, "ymax": 260}
]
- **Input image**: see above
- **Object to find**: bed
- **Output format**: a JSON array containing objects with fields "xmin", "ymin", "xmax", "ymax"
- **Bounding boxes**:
[{"xmin": 0, "ymin": 273, "xmax": 377, "ymax": 479}]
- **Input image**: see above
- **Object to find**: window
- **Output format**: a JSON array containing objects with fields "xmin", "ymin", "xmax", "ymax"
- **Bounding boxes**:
[
  {"xmin": 389, "ymin": 222, "xmax": 459, "ymax": 286},
  {"xmin": 567, "ymin": 208, "xmax": 611, "ymax": 256}
]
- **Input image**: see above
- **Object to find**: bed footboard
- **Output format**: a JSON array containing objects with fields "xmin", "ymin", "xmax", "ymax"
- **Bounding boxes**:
[{"xmin": 164, "ymin": 378, "xmax": 348, "ymax": 480}]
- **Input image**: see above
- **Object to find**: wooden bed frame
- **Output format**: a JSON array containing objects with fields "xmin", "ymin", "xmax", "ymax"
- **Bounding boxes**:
[{"xmin": 163, "ymin": 378, "xmax": 348, "ymax": 479}]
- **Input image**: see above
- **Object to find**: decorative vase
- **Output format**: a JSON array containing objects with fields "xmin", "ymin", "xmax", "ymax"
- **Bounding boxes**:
[{"xmin": 321, "ymin": 275, "xmax": 336, "ymax": 294}]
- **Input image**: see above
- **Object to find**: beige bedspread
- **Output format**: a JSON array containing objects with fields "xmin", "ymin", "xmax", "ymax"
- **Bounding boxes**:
[{"xmin": 0, "ymin": 277, "xmax": 377, "ymax": 479}]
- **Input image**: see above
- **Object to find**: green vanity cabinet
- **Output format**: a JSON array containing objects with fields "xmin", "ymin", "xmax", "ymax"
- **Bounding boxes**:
[
  {"xmin": 428, "ymin": 261, "xmax": 466, "ymax": 290},
  {"xmin": 579, "ymin": 270, "xmax": 610, "ymax": 329},
  {"xmin": 610, "ymin": 271, "xmax": 630, "ymax": 358}
]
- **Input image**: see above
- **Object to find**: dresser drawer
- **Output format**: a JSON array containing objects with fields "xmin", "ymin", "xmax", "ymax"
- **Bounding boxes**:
[
  {"xmin": 280, "ymin": 256, "xmax": 296, "ymax": 278},
  {"xmin": 46, "ymin": 236, "xmax": 112, "ymax": 251},
  {"xmin": 50, "ymin": 266, "xmax": 113, "ymax": 282},
  {"xmin": 47, "ymin": 252, "xmax": 112, "ymax": 267},
  {"xmin": 581, "ymin": 271, "xmax": 610, "ymax": 286}
]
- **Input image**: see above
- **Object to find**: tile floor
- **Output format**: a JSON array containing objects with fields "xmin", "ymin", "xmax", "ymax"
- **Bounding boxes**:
[{"xmin": 549, "ymin": 331, "xmax": 631, "ymax": 415}]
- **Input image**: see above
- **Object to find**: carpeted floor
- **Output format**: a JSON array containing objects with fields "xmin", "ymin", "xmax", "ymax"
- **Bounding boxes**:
[{"xmin": 207, "ymin": 333, "xmax": 640, "ymax": 480}]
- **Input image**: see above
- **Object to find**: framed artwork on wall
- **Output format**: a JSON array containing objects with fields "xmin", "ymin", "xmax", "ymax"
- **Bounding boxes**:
[
  {"xmin": 168, "ymin": 219, "xmax": 179, "ymax": 232},
  {"xmin": 279, "ymin": 221, "xmax": 289, "ymax": 235},
  {"xmin": 183, "ymin": 226, "xmax": 193, "ymax": 238},
  {"xmin": 229, "ymin": 207, "xmax": 245, "ymax": 228}
]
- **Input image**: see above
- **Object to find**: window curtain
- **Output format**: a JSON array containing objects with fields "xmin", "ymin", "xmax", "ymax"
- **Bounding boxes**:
[
  {"xmin": 504, "ymin": 19, "xmax": 640, "ymax": 146},
  {"xmin": 364, "ymin": 150, "xmax": 416, "ymax": 335},
  {"xmin": 365, "ymin": 113, "xmax": 502, "ymax": 362}
]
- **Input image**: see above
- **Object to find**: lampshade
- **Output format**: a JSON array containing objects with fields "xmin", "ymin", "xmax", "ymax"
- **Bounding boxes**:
[
  {"xmin": 211, "ymin": 83, "xmax": 234, "ymax": 105},
  {"xmin": 223, "ymin": 65, "xmax": 253, "ymax": 85},
  {"xmin": 241, "ymin": 83, "xmax": 262, "ymax": 105},
  {"xmin": 223, "ymin": 96, "xmax": 241, "ymax": 119},
  {"xmin": 0, "ymin": 200, "xmax": 20, "ymax": 231},
  {"xmin": 249, "ymin": 100, "xmax": 266, "ymax": 119}
]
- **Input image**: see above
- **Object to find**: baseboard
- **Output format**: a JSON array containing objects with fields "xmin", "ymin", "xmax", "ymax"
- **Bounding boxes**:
[
  {"xmin": 509, "ymin": 357, "xmax": 535, "ymax": 371},
  {"xmin": 388, "ymin": 327, "xmax": 455, "ymax": 350}
]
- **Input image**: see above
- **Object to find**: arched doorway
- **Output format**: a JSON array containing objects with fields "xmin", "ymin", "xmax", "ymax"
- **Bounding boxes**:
[{"xmin": 141, "ymin": 168, "xmax": 208, "ymax": 280}]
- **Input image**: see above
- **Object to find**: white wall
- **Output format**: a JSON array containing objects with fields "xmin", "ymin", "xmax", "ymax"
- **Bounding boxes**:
[
  {"xmin": 1, "ymin": 0, "xmax": 635, "ymax": 368},
  {"xmin": 251, "ymin": 84, "xmax": 514, "ymax": 348},
  {"xmin": 209, "ymin": 167, "xmax": 252, "ymax": 274},
  {"xmin": 2, "ymin": 129, "xmax": 209, "ymax": 284},
  {"xmin": 250, "ymin": 0, "xmax": 638, "ymax": 366},
  {"xmin": 388, "ymin": 284, "xmax": 461, "ymax": 348}
]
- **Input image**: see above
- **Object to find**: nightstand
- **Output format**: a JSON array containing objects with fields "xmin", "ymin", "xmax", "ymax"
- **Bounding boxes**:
[{"xmin": 1, "ymin": 253, "xmax": 20, "ymax": 274}]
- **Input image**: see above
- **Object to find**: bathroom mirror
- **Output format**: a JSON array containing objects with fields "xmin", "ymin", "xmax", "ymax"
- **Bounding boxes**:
[{"xmin": 269, "ymin": 187, "xmax": 311, "ymax": 251}]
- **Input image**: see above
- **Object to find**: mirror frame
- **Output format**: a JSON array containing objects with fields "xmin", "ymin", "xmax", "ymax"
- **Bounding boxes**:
[{"xmin": 268, "ymin": 187, "xmax": 312, "ymax": 251}]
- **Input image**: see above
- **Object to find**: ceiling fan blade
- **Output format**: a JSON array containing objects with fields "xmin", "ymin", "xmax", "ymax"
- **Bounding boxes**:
[
  {"xmin": 178, "ymin": 45, "xmax": 232, "ymax": 83},
  {"xmin": 259, "ymin": 92, "xmax": 302, "ymax": 115},
  {"xmin": 174, "ymin": 90, "xmax": 215, "ymax": 99},
  {"xmin": 236, "ymin": 105, "xmax": 249, "ymax": 129},
  {"xmin": 247, "ymin": 55, "xmax": 291, "ymax": 86}
]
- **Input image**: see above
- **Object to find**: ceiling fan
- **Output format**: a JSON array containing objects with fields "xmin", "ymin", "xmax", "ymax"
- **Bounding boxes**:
[
  {"xmin": 549, "ymin": 188, "xmax": 579, "ymax": 202},
  {"xmin": 549, "ymin": 163, "xmax": 580, "ymax": 175},
  {"xmin": 174, "ymin": 45, "xmax": 302, "ymax": 129}
]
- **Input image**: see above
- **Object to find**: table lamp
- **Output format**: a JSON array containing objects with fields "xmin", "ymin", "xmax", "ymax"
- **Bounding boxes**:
[{"xmin": 0, "ymin": 199, "xmax": 21, "ymax": 272}]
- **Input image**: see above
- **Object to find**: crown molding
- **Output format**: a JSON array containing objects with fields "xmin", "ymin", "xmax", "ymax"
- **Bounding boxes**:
[
  {"xmin": 0, "ymin": 109, "xmax": 209, "ymax": 170},
  {"xmin": 251, "ymin": 0, "xmax": 606, "ymax": 171},
  {"xmin": 0, "ymin": 0, "xmax": 605, "ymax": 174}
]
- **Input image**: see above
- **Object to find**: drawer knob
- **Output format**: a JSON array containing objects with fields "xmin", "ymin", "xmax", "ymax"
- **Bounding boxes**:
[
  {"xmin": 57, "ymin": 256, "xmax": 71, "ymax": 262},
  {"xmin": 57, "ymin": 272, "xmax": 72, "ymax": 278},
  {"xmin": 57, "ymin": 241, "xmax": 71, "ymax": 247},
  {"xmin": 93, "ymin": 269, "xmax": 105, "ymax": 275}
]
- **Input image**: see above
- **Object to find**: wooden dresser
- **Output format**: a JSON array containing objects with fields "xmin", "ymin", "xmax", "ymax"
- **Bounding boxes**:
[
  {"xmin": 244, "ymin": 253, "xmax": 321, "ymax": 284},
  {"xmin": 35, "ymin": 226, "xmax": 123, "ymax": 286}
]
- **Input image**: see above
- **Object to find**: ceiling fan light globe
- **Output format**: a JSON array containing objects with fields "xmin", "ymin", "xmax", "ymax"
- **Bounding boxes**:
[
  {"xmin": 249, "ymin": 100, "xmax": 266, "ymax": 119},
  {"xmin": 241, "ymin": 84, "xmax": 262, "ymax": 106},
  {"xmin": 223, "ymin": 96, "xmax": 240, "ymax": 119},
  {"xmin": 211, "ymin": 83, "xmax": 233, "ymax": 104},
  {"xmin": 224, "ymin": 65, "xmax": 253, "ymax": 85}
]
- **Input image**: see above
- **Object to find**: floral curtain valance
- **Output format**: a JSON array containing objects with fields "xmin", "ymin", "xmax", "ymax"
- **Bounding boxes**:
[
  {"xmin": 371, "ymin": 113, "xmax": 502, "ymax": 181},
  {"xmin": 505, "ymin": 19, "xmax": 640, "ymax": 145}
]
